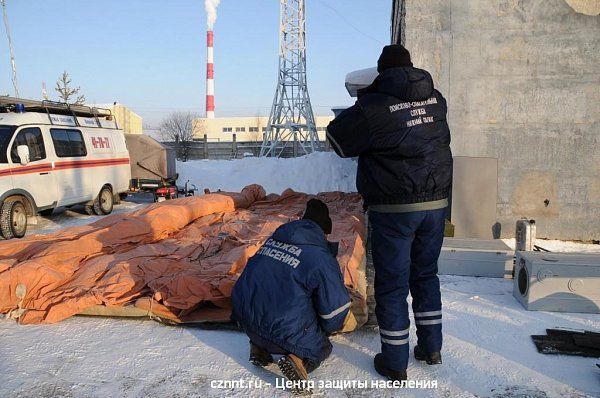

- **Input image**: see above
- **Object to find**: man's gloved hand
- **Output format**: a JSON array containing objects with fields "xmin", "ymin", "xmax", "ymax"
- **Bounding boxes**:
[
  {"xmin": 339, "ymin": 289, "xmax": 366, "ymax": 333},
  {"xmin": 340, "ymin": 309, "xmax": 358, "ymax": 333},
  {"xmin": 325, "ymin": 301, "xmax": 357, "ymax": 336}
]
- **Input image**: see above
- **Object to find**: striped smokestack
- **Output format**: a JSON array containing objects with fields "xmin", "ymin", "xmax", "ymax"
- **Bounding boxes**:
[{"xmin": 206, "ymin": 30, "xmax": 215, "ymax": 119}]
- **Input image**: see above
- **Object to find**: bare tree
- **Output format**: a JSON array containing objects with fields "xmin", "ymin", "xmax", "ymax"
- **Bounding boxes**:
[
  {"xmin": 246, "ymin": 113, "xmax": 264, "ymax": 156},
  {"xmin": 246, "ymin": 114, "xmax": 261, "ymax": 143},
  {"xmin": 160, "ymin": 112, "xmax": 202, "ymax": 161},
  {"xmin": 55, "ymin": 71, "xmax": 86, "ymax": 105}
]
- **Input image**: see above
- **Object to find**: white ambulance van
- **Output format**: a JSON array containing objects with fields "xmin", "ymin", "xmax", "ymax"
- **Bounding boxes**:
[{"xmin": 0, "ymin": 97, "xmax": 131, "ymax": 239}]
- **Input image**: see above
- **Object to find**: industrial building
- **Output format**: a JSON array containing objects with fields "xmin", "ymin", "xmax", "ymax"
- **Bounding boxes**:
[
  {"xmin": 193, "ymin": 115, "xmax": 334, "ymax": 142},
  {"xmin": 110, "ymin": 104, "xmax": 143, "ymax": 135},
  {"xmin": 92, "ymin": 103, "xmax": 143, "ymax": 135}
]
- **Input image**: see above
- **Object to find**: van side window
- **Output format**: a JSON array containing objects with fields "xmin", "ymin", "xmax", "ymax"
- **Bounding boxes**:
[
  {"xmin": 11, "ymin": 127, "xmax": 46, "ymax": 163},
  {"xmin": 50, "ymin": 129, "xmax": 87, "ymax": 157}
]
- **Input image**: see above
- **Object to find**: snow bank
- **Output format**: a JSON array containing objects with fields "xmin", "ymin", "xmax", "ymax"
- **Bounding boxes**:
[
  {"xmin": 503, "ymin": 238, "xmax": 600, "ymax": 254},
  {"xmin": 177, "ymin": 152, "xmax": 357, "ymax": 195}
]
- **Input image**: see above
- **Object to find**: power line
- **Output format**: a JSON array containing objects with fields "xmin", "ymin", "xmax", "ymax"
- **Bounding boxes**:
[{"xmin": 319, "ymin": 0, "xmax": 384, "ymax": 45}]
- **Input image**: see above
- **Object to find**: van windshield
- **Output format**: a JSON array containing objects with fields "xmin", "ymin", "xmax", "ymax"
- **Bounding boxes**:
[{"xmin": 0, "ymin": 125, "xmax": 17, "ymax": 164}]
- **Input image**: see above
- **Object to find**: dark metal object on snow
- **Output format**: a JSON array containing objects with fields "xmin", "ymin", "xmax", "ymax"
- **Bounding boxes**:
[{"xmin": 532, "ymin": 328, "xmax": 600, "ymax": 357}]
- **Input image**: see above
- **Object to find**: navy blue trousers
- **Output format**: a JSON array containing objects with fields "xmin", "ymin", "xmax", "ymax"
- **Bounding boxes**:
[{"xmin": 370, "ymin": 208, "xmax": 445, "ymax": 371}]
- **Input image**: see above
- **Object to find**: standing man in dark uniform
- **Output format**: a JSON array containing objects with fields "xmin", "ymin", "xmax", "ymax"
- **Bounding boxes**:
[{"xmin": 327, "ymin": 44, "xmax": 452, "ymax": 381}]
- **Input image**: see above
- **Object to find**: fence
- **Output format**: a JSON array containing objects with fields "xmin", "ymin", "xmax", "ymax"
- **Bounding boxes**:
[{"xmin": 164, "ymin": 134, "xmax": 332, "ymax": 161}]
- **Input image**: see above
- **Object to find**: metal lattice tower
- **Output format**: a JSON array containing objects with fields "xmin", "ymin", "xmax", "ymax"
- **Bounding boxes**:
[{"xmin": 260, "ymin": 0, "xmax": 319, "ymax": 157}]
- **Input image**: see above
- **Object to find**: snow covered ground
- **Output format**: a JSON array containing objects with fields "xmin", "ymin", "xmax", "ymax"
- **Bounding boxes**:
[
  {"xmin": 25, "ymin": 200, "xmax": 147, "ymax": 236},
  {"xmin": 1, "ymin": 155, "xmax": 599, "ymax": 397},
  {"xmin": 1, "ymin": 275, "xmax": 598, "ymax": 398},
  {"xmin": 0, "ymin": 193, "xmax": 152, "ymax": 240}
]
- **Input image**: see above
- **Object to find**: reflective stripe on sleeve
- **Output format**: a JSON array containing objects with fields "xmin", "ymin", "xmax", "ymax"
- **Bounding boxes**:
[
  {"xmin": 379, "ymin": 327, "xmax": 409, "ymax": 337},
  {"xmin": 415, "ymin": 319, "xmax": 442, "ymax": 326},
  {"xmin": 326, "ymin": 131, "xmax": 346, "ymax": 158},
  {"xmin": 414, "ymin": 310, "xmax": 442, "ymax": 318},
  {"xmin": 319, "ymin": 301, "xmax": 351, "ymax": 320},
  {"xmin": 381, "ymin": 337, "xmax": 408, "ymax": 345}
]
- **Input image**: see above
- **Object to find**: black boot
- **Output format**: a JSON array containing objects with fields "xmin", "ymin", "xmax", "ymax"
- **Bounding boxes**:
[
  {"xmin": 249, "ymin": 341, "xmax": 273, "ymax": 367},
  {"xmin": 414, "ymin": 345, "xmax": 442, "ymax": 365},
  {"xmin": 373, "ymin": 353, "xmax": 407, "ymax": 381}
]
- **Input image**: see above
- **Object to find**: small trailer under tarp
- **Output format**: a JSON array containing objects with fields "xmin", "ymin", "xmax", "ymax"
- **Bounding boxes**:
[{"xmin": 125, "ymin": 134, "xmax": 177, "ymax": 187}]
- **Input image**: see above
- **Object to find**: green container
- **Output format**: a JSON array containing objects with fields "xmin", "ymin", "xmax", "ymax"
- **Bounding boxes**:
[{"xmin": 444, "ymin": 219, "xmax": 455, "ymax": 237}]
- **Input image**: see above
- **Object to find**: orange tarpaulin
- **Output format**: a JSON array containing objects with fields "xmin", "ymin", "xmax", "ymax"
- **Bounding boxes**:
[{"xmin": 0, "ymin": 186, "xmax": 367, "ymax": 328}]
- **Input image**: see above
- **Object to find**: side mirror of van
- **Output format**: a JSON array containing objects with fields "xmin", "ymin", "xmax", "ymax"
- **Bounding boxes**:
[{"xmin": 17, "ymin": 145, "xmax": 30, "ymax": 165}]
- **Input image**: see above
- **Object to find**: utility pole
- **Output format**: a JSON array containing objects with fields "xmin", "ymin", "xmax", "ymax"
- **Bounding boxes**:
[
  {"xmin": 391, "ymin": 0, "xmax": 406, "ymax": 45},
  {"xmin": 260, "ymin": 0, "xmax": 319, "ymax": 157},
  {"xmin": 1, "ymin": 0, "xmax": 19, "ymax": 97}
]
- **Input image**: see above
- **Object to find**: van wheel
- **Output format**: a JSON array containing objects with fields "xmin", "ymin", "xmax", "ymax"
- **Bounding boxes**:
[
  {"xmin": 93, "ymin": 187, "xmax": 114, "ymax": 215},
  {"xmin": 1, "ymin": 199, "xmax": 28, "ymax": 239}
]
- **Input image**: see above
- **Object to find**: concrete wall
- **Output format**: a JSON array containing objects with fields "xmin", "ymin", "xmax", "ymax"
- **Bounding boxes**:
[{"xmin": 403, "ymin": 0, "xmax": 599, "ymax": 240}]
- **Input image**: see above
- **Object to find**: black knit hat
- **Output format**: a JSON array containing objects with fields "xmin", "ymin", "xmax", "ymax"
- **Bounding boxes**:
[
  {"xmin": 302, "ymin": 198, "xmax": 332, "ymax": 235},
  {"xmin": 377, "ymin": 44, "xmax": 413, "ymax": 73}
]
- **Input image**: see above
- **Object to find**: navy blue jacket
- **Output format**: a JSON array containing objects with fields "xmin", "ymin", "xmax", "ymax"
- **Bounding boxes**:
[
  {"xmin": 327, "ymin": 67, "xmax": 453, "ymax": 207},
  {"xmin": 231, "ymin": 220, "xmax": 351, "ymax": 362}
]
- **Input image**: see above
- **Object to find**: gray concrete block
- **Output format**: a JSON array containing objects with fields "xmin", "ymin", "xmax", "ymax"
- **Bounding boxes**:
[
  {"xmin": 451, "ymin": 157, "xmax": 498, "ymax": 239},
  {"xmin": 439, "ymin": 238, "xmax": 513, "ymax": 278},
  {"xmin": 513, "ymin": 251, "xmax": 600, "ymax": 314}
]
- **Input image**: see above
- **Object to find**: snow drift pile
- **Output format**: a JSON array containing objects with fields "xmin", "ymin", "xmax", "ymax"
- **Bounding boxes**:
[
  {"xmin": 177, "ymin": 152, "xmax": 357, "ymax": 195},
  {"xmin": 0, "ymin": 186, "xmax": 368, "ymax": 329}
]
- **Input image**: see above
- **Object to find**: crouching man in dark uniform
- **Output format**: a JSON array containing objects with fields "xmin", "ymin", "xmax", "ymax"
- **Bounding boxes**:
[
  {"xmin": 232, "ymin": 199, "xmax": 353, "ymax": 391},
  {"xmin": 327, "ymin": 44, "xmax": 452, "ymax": 381}
]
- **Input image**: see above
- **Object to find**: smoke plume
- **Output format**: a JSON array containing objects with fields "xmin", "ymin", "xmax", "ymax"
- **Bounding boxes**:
[{"xmin": 205, "ymin": 0, "xmax": 221, "ymax": 30}]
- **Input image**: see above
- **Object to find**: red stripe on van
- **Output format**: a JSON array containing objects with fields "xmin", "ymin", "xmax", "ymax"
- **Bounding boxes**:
[
  {"xmin": 0, "ymin": 164, "xmax": 53, "ymax": 177},
  {"xmin": 53, "ymin": 158, "xmax": 130, "ymax": 170},
  {"xmin": 0, "ymin": 157, "xmax": 130, "ymax": 177}
]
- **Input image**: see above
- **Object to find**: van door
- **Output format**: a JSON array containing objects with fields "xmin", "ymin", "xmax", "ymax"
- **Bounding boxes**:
[
  {"xmin": 0, "ymin": 125, "xmax": 17, "ymax": 197},
  {"xmin": 49, "ymin": 128, "xmax": 91, "ymax": 205},
  {"xmin": 9, "ymin": 127, "xmax": 57, "ymax": 210}
]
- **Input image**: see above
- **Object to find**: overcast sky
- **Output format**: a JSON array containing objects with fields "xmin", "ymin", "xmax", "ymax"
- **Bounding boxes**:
[{"xmin": 0, "ymin": 1, "xmax": 390, "ymax": 127}]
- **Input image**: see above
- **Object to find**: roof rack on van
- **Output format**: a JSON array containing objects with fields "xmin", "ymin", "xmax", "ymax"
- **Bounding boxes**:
[{"xmin": 0, "ymin": 96, "xmax": 115, "ymax": 128}]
